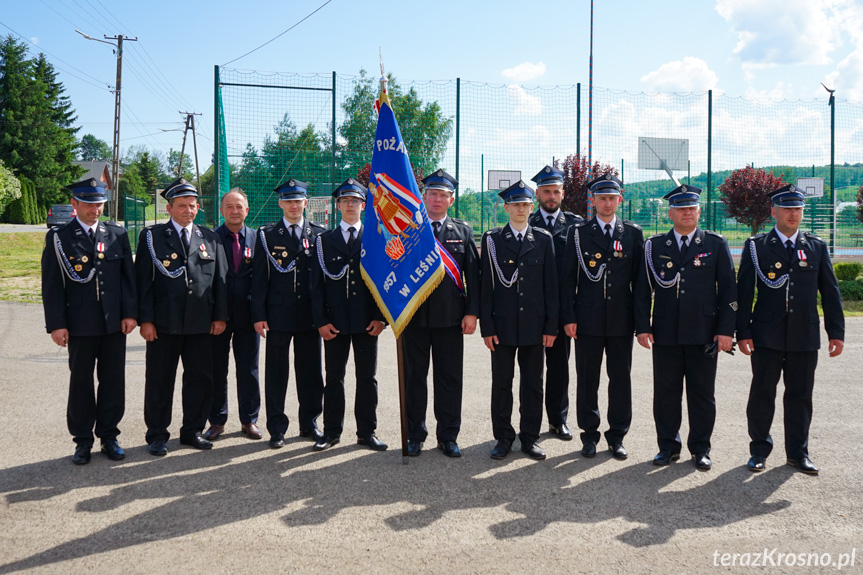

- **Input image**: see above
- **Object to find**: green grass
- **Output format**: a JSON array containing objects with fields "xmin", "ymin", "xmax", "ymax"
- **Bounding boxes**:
[{"xmin": 0, "ymin": 232, "xmax": 45, "ymax": 303}]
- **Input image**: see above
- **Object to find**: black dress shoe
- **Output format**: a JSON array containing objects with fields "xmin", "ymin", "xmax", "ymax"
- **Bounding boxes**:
[
  {"xmin": 581, "ymin": 441, "xmax": 597, "ymax": 458},
  {"xmin": 100, "ymin": 440, "xmax": 126, "ymax": 461},
  {"xmin": 787, "ymin": 457, "xmax": 819, "ymax": 475},
  {"xmin": 549, "ymin": 423, "xmax": 573, "ymax": 441},
  {"xmin": 313, "ymin": 435, "xmax": 340, "ymax": 451},
  {"xmin": 490, "ymin": 440, "xmax": 511, "ymax": 460},
  {"xmin": 407, "ymin": 439, "xmax": 422, "ymax": 457},
  {"xmin": 180, "ymin": 433, "xmax": 213, "ymax": 450},
  {"xmin": 148, "ymin": 440, "xmax": 168, "ymax": 457},
  {"xmin": 438, "ymin": 441, "xmax": 462, "ymax": 458},
  {"xmin": 653, "ymin": 451, "xmax": 681, "ymax": 466},
  {"xmin": 300, "ymin": 428, "xmax": 325, "ymax": 442},
  {"xmin": 609, "ymin": 442, "xmax": 628, "ymax": 460},
  {"xmin": 693, "ymin": 452, "xmax": 712, "ymax": 470},
  {"xmin": 521, "ymin": 442, "xmax": 547, "ymax": 461},
  {"xmin": 747, "ymin": 455, "xmax": 766, "ymax": 472},
  {"xmin": 357, "ymin": 434, "xmax": 388, "ymax": 451},
  {"xmin": 72, "ymin": 444, "xmax": 91, "ymax": 465},
  {"xmin": 269, "ymin": 435, "xmax": 285, "ymax": 449}
]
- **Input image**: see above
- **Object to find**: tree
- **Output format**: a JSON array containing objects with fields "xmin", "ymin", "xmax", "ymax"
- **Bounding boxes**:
[
  {"xmin": 339, "ymin": 69, "xmax": 453, "ymax": 176},
  {"xmin": 166, "ymin": 148, "xmax": 195, "ymax": 181},
  {"xmin": 559, "ymin": 153, "xmax": 620, "ymax": 217},
  {"xmin": 0, "ymin": 159, "xmax": 21, "ymax": 216},
  {"xmin": 718, "ymin": 166, "xmax": 785, "ymax": 235},
  {"xmin": 123, "ymin": 145, "xmax": 167, "ymax": 196},
  {"xmin": 79, "ymin": 134, "xmax": 112, "ymax": 161},
  {"xmin": 0, "ymin": 36, "xmax": 82, "ymax": 207}
]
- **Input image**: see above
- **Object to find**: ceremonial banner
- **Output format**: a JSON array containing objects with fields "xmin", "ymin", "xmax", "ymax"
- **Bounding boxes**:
[{"xmin": 361, "ymin": 83, "xmax": 443, "ymax": 337}]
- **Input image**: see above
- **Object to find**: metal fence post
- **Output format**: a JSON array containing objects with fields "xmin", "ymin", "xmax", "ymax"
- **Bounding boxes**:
[
  {"xmin": 455, "ymin": 78, "xmax": 461, "ymax": 218},
  {"xmin": 331, "ymin": 71, "xmax": 337, "ymax": 229},
  {"xmin": 707, "ymin": 90, "xmax": 713, "ymax": 229},
  {"xmin": 576, "ymin": 83, "xmax": 581, "ymax": 156}
]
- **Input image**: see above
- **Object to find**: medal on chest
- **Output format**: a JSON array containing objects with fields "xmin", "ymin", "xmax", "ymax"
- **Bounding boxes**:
[{"xmin": 798, "ymin": 250, "xmax": 808, "ymax": 267}]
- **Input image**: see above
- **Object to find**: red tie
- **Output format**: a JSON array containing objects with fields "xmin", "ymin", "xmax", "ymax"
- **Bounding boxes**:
[{"xmin": 229, "ymin": 232, "xmax": 241, "ymax": 274}]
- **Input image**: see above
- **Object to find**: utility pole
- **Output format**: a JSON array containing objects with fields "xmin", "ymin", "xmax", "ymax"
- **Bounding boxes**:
[
  {"xmin": 178, "ymin": 112, "xmax": 205, "ymax": 222},
  {"xmin": 75, "ymin": 31, "xmax": 137, "ymax": 222}
]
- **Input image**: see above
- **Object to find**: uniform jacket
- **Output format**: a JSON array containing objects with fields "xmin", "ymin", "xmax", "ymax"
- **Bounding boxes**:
[
  {"xmin": 561, "ymin": 217, "xmax": 644, "ymax": 337},
  {"xmin": 42, "ymin": 219, "xmax": 137, "ymax": 336},
  {"xmin": 407, "ymin": 216, "xmax": 480, "ymax": 329},
  {"xmin": 216, "ymin": 223, "xmax": 256, "ymax": 329},
  {"xmin": 479, "ymin": 225, "xmax": 559, "ymax": 347},
  {"xmin": 250, "ymin": 219, "xmax": 326, "ymax": 332},
  {"xmin": 310, "ymin": 225, "xmax": 384, "ymax": 334},
  {"xmin": 135, "ymin": 221, "xmax": 228, "ymax": 335},
  {"xmin": 634, "ymin": 227, "xmax": 737, "ymax": 346},
  {"xmin": 736, "ymin": 228, "xmax": 844, "ymax": 351},
  {"xmin": 529, "ymin": 210, "xmax": 583, "ymax": 278}
]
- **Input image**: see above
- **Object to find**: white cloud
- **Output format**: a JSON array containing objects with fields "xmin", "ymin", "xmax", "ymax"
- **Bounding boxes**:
[
  {"xmin": 640, "ymin": 57, "xmax": 719, "ymax": 92},
  {"xmin": 715, "ymin": 0, "xmax": 839, "ymax": 67},
  {"xmin": 501, "ymin": 61, "xmax": 546, "ymax": 82},
  {"xmin": 507, "ymin": 84, "xmax": 543, "ymax": 116},
  {"xmin": 30, "ymin": 37, "xmax": 39, "ymax": 45}
]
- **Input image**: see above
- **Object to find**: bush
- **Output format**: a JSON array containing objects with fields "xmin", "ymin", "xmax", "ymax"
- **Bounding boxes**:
[
  {"xmin": 838, "ymin": 279, "xmax": 863, "ymax": 301},
  {"xmin": 834, "ymin": 262, "xmax": 862, "ymax": 281}
]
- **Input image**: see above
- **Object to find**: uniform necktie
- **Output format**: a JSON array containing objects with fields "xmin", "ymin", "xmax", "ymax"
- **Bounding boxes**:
[
  {"xmin": 680, "ymin": 234, "xmax": 688, "ymax": 254},
  {"xmin": 290, "ymin": 224, "xmax": 299, "ymax": 250},
  {"xmin": 88, "ymin": 228, "xmax": 95, "ymax": 245},
  {"xmin": 347, "ymin": 226, "xmax": 356, "ymax": 249},
  {"xmin": 432, "ymin": 221, "xmax": 441, "ymax": 236},
  {"xmin": 181, "ymin": 228, "xmax": 190, "ymax": 254},
  {"xmin": 786, "ymin": 239, "xmax": 795, "ymax": 260},
  {"xmin": 547, "ymin": 215, "xmax": 555, "ymax": 229},
  {"xmin": 604, "ymin": 223, "xmax": 612, "ymax": 239},
  {"xmin": 229, "ymin": 231, "xmax": 241, "ymax": 274},
  {"xmin": 516, "ymin": 232, "xmax": 523, "ymax": 243}
]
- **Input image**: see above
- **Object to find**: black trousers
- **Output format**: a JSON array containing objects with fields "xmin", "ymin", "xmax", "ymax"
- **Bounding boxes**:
[
  {"xmin": 322, "ymin": 332, "xmax": 378, "ymax": 439},
  {"xmin": 264, "ymin": 329, "xmax": 324, "ymax": 438},
  {"xmin": 652, "ymin": 343, "xmax": 717, "ymax": 454},
  {"xmin": 67, "ymin": 332, "xmax": 126, "ymax": 446},
  {"xmin": 544, "ymin": 328, "xmax": 571, "ymax": 427},
  {"xmin": 575, "ymin": 334, "xmax": 633, "ymax": 445},
  {"xmin": 491, "ymin": 344, "xmax": 544, "ymax": 446},
  {"xmin": 403, "ymin": 324, "xmax": 463, "ymax": 443},
  {"xmin": 144, "ymin": 333, "xmax": 213, "ymax": 444},
  {"xmin": 210, "ymin": 324, "xmax": 260, "ymax": 426},
  {"xmin": 747, "ymin": 347, "xmax": 818, "ymax": 460}
]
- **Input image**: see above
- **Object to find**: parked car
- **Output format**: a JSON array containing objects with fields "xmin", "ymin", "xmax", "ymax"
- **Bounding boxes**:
[{"xmin": 46, "ymin": 204, "xmax": 76, "ymax": 228}]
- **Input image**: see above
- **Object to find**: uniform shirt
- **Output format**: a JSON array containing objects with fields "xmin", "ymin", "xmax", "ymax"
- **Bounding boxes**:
[
  {"xmin": 340, "ymin": 220, "xmax": 362, "ymax": 243},
  {"xmin": 774, "ymin": 227, "xmax": 799, "ymax": 248},
  {"xmin": 283, "ymin": 217, "xmax": 305, "ymax": 241},
  {"xmin": 538, "ymin": 209, "xmax": 561, "ymax": 228},
  {"xmin": 75, "ymin": 217, "xmax": 97, "ymax": 237},
  {"xmin": 596, "ymin": 215, "xmax": 618, "ymax": 236}
]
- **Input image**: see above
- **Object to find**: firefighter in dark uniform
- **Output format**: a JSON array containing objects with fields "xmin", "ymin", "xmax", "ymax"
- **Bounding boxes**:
[
  {"xmin": 203, "ymin": 188, "xmax": 262, "ymax": 442},
  {"xmin": 529, "ymin": 165, "xmax": 583, "ymax": 441},
  {"xmin": 41, "ymin": 178, "xmax": 137, "ymax": 464},
  {"xmin": 136, "ymin": 178, "xmax": 228, "ymax": 456},
  {"xmin": 634, "ymin": 184, "xmax": 737, "ymax": 470},
  {"xmin": 737, "ymin": 184, "xmax": 844, "ymax": 475},
  {"xmin": 561, "ymin": 173, "xmax": 643, "ymax": 460},
  {"xmin": 480, "ymin": 181, "xmax": 559, "ymax": 461},
  {"xmin": 403, "ymin": 169, "xmax": 480, "ymax": 458},
  {"xmin": 251, "ymin": 179, "xmax": 327, "ymax": 448},
  {"xmin": 309, "ymin": 178, "xmax": 388, "ymax": 452}
]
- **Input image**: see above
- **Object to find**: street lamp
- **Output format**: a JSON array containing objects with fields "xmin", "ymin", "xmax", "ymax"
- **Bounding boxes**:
[{"xmin": 75, "ymin": 29, "xmax": 136, "ymax": 222}]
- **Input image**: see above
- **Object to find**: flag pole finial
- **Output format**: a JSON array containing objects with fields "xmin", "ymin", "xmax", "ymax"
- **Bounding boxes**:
[{"xmin": 379, "ymin": 47, "xmax": 387, "ymax": 93}]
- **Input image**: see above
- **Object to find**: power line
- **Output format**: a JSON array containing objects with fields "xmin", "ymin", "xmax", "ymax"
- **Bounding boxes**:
[
  {"xmin": 0, "ymin": 19, "xmax": 111, "ymax": 90},
  {"xmin": 221, "ymin": 0, "xmax": 334, "ymax": 66}
]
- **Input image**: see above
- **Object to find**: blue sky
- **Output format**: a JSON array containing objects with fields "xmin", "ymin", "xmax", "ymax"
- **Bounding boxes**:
[{"xmin": 2, "ymin": 0, "xmax": 862, "ymax": 178}]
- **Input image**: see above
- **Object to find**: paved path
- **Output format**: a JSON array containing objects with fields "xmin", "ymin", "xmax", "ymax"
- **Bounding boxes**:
[{"xmin": 0, "ymin": 301, "xmax": 860, "ymax": 574}]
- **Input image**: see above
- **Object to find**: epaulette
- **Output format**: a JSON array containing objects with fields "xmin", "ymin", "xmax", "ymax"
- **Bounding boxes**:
[
  {"xmin": 309, "ymin": 221, "xmax": 326, "ymax": 229},
  {"xmin": 106, "ymin": 221, "xmax": 124, "ymax": 228},
  {"xmin": 748, "ymin": 232, "xmax": 767, "ymax": 241},
  {"xmin": 533, "ymin": 227, "xmax": 552, "ymax": 236},
  {"xmin": 259, "ymin": 222, "xmax": 276, "ymax": 231},
  {"xmin": 451, "ymin": 217, "xmax": 466, "ymax": 225},
  {"xmin": 704, "ymin": 230, "xmax": 725, "ymax": 239},
  {"xmin": 563, "ymin": 211, "xmax": 583, "ymax": 221},
  {"xmin": 803, "ymin": 231, "xmax": 823, "ymax": 242},
  {"xmin": 649, "ymin": 232, "xmax": 664, "ymax": 240},
  {"xmin": 485, "ymin": 227, "xmax": 503, "ymax": 236},
  {"xmin": 622, "ymin": 220, "xmax": 641, "ymax": 230}
]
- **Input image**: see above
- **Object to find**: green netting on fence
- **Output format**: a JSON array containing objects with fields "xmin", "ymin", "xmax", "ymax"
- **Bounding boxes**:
[{"xmin": 215, "ymin": 67, "xmax": 863, "ymax": 255}]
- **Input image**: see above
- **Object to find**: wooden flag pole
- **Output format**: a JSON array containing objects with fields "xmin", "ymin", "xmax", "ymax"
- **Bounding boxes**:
[{"xmin": 395, "ymin": 335, "xmax": 409, "ymax": 463}]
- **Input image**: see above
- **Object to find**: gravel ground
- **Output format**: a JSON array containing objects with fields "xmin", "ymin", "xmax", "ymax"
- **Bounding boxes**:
[{"xmin": 0, "ymin": 301, "xmax": 860, "ymax": 574}]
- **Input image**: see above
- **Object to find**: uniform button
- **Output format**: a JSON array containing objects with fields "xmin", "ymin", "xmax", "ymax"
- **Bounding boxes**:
[
  {"xmin": 350, "ymin": 270, "xmax": 355, "ymax": 274},
  {"xmin": 789, "ymin": 308, "xmax": 794, "ymax": 313},
  {"xmin": 519, "ymin": 292, "xmax": 524, "ymax": 296},
  {"xmin": 188, "ymin": 290, "xmax": 193, "ymax": 295},
  {"xmin": 607, "ymin": 296, "xmax": 612, "ymax": 300},
  {"xmin": 681, "ymin": 278, "xmax": 685, "ymax": 283},
  {"xmin": 520, "ymin": 263, "xmax": 524, "ymax": 267},
  {"xmin": 100, "ymin": 292, "xmax": 105, "ymax": 296},
  {"xmin": 607, "ymin": 270, "xmax": 612, "ymax": 275},
  {"xmin": 98, "ymin": 271, "xmax": 103, "ymax": 275},
  {"xmin": 519, "ymin": 307, "xmax": 524, "ymax": 311},
  {"xmin": 680, "ymin": 290, "xmax": 686, "ymax": 294},
  {"xmin": 790, "ymin": 295, "xmax": 794, "ymax": 300},
  {"xmin": 790, "ymin": 282, "xmax": 794, "ymax": 286},
  {"xmin": 351, "ymin": 281, "xmax": 356, "ymax": 285},
  {"xmin": 189, "ymin": 279, "xmax": 194, "ymax": 284},
  {"xmin": 96, "ymin": 261, "xmax": 101, "ymax": 266},
  {"xmin": 607, "ymin": 283, "xmax": 612, "ymax": 287}
]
